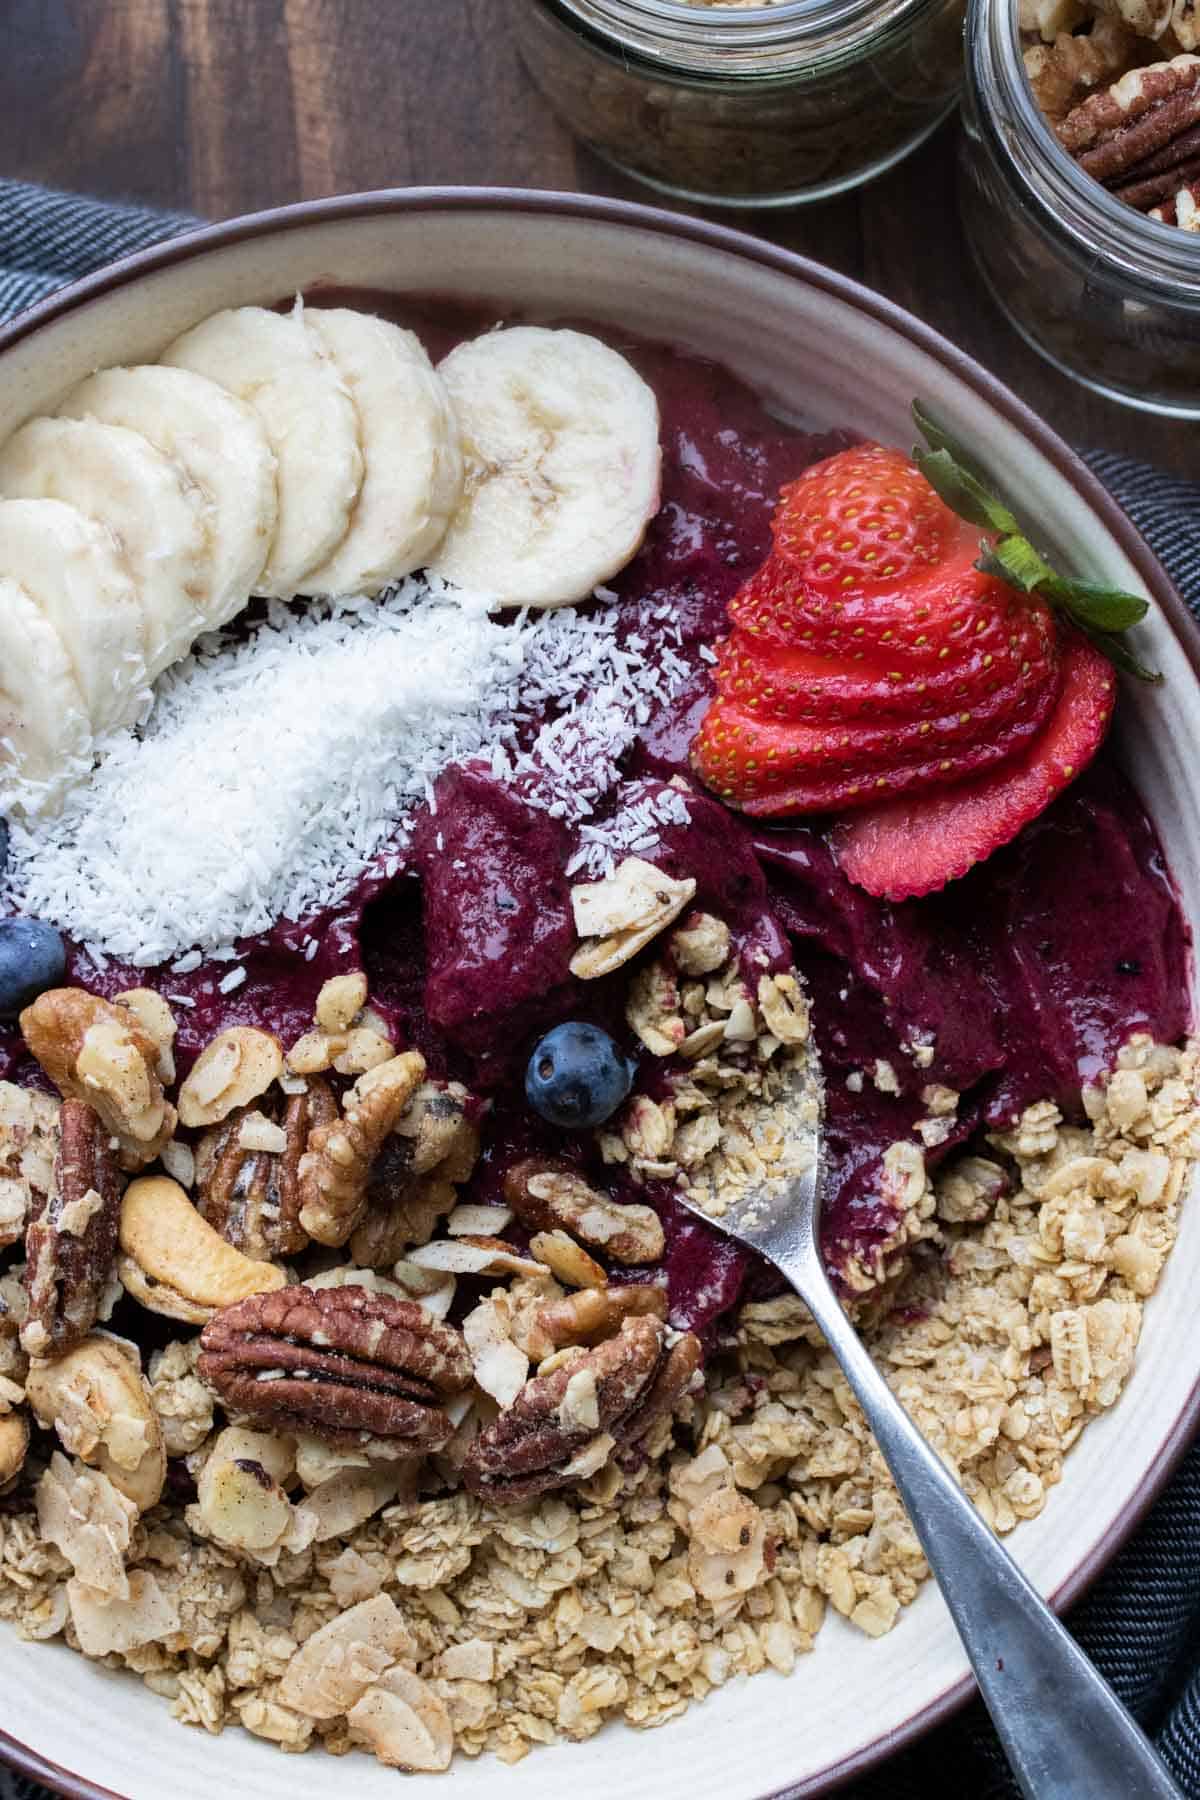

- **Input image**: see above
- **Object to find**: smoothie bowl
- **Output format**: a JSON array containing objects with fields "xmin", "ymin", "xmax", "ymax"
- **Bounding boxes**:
[{"xmin": 0, "ymin": 192, "xmax": 1196, "ymax": 1800}]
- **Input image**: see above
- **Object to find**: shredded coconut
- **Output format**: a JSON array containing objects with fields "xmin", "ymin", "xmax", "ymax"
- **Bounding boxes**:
[{"xmin": 3, "ymin": 577, "xmax": 691, "ymax": 964}]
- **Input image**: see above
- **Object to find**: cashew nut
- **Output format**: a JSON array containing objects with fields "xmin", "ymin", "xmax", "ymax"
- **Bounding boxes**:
[
  {"xmin": 0, "ymin": 1409, "xmax": 29, "ymax": 1484},
  {"xmin": 25, "ymin": 1332, "xmax": 165, "ymax": 1510},
  {"xmin": 119, "ymin": 1175, "xmax": 286, "ymax": 1322},
  {"xmin": 177, "ymin": 1028, "xmax": 284, "ymax": 1129},
  {"xmin": 114, "ymin": 988, "xmax": 177, "ymax": 1084}
]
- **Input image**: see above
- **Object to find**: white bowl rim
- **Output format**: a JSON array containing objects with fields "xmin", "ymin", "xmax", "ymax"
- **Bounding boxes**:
[{"xmin": 0, "ymin": 183, "xmax": 1196, "ymax": 1800}]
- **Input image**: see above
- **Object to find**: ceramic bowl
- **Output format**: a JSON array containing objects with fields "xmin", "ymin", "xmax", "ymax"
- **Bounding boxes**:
[{"xmin": 0, "ymin": 189, "xmax": 1195, "ymax": 1800}]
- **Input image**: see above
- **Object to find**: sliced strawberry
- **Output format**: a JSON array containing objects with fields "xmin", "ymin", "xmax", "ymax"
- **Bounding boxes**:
[
  {"xmin": 831, "ymin": 636, "xmax": 1116, "ymax": 900},
  {"xmin": 768, "ymin": 444, "xmax": 981, "ymax": 604},
  {"xmin": 716, "ymin": 597, "xmax": 1057, "ymax": 725},
  {"xmin": 729, "ymin": 545, "xmax": 1001, "ymax": 664},
  {"xmin": 691, "ymin": 668, "xmax": 1061, "ymax": 815}
]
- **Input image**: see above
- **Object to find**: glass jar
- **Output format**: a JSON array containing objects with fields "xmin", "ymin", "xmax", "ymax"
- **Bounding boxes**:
[
  {"xmin": 511, "ymin": 0, "xmax": 966, "ymax": 207},
  {"xmin": 960, "ymin": 0, "xmax": 1200, "ymax": 417}
]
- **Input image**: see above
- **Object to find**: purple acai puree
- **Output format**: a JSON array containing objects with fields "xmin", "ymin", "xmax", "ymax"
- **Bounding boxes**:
[
  {"xmin": 1, "ymin": 306, "xmax": 1191, "ymax": 1342},
  {"xmin": 411, "ymin": 765, "xmax": 577, "ymax": 1080}
]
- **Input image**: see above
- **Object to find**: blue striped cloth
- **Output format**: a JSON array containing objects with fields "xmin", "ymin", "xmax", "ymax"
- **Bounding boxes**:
[{"xmin": 1, "ymin": 176, "xmax": 1199, "ymax": 1800}]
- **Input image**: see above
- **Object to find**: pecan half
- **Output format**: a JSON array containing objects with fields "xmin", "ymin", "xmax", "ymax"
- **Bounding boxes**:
[
  {"xmin": 22, "ymin": 1100, "xmax": 121, "ymax": 1356},
  {"xmin": 198, "ymin": 1283, "xmax": 472, "ymax": 1455},
  {"xmin": 1057, "ymin": 54, "xmax": 1200, "ymax": 215},
  {"xmin": 614, "ymin": 1331, "xmax": 703, "ymax": 1469},
  {"xmin": 0, "ymin": 1081, "xmax": 59, "ymax": 1251},
  {"xmin": 462, "ymin": 1314, "xmax": 670, "ymax": 1503},
  {"xmin": 298, "ymin": 1053, "xmax": 426, "ymax": 1247},
  {"xmin": 196, "ymin": 1079, "xmax": 337, "ymax": 1259},
  {"xmin": 20, "ymin": 988, "xmax": 175, "ymax": 1171},
  {"xmin": 503, "ymin": 1158, "xmax": 665, "ymax": 1264}
]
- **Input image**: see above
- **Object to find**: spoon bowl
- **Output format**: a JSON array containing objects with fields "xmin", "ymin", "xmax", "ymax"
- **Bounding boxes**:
[{"xmin": 671, "ymin": 1029, "xmax": 1181, "ymax": 1800}]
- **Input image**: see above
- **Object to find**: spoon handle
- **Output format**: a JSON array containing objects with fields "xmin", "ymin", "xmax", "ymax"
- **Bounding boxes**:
[{"xmin": 792, "ymin": 1265, "xmax": 1181, "ymax": 1800}]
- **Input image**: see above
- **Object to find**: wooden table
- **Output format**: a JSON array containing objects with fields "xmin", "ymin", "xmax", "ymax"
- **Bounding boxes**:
[{"xmin": 0, "ymin": 0, "xmax": 1189, "ymax": 474}]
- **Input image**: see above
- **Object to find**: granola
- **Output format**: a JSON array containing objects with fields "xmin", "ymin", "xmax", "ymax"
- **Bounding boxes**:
[{"xmin": 0, "ymin": 1031, "xmax": 1190, "ymax": 1770}]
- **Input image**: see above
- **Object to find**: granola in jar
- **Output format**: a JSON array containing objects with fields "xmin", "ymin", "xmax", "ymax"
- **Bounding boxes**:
[
  {"xmin": 959, "ymin": 0, "xmax": 1200, "ymax": 410},
  {"xmin": 511, "ymin": 0, "xmax": 965, "ymax": 206}
]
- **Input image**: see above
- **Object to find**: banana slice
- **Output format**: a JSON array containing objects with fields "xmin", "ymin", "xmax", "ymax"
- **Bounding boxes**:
[
  {"xmin": 303, "ymin": 309, "xmax": 463, "ymax": 596},
  {"xmin": 161, "ymin": 305, "xmax": 363, "ymax": 598},
  {"xmin": 58, "ymin": 364, "xmax": 277, "ymax": 628},
  {"xmin": 0, "ymin": 576, "xmax": 91, "ymax": 805},
  {"xmin": 0, "ymin": 498, "xmax": 147, "ymax": 735},
  {"xmin": 426, "ymin": 326, "xmax": 661, "ymax": 610},
  {"xmin": 0, "ymin": 416, "xmax": 208, "ymax": 678}
]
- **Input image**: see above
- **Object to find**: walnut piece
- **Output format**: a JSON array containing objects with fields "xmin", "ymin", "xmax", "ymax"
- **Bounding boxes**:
[
  {"xmin": 298, "ymin": 1052, "xmax": 427, "ymax": 1247},
  {"xmin": 20, "ymin": 988, "xmax": 175, "ymax": 1171},
  {"xmin": 198, "ymin": 1282, "xmax": 472, "ymax": 1455},
  {"xmin": 504, "ymin": 1158, "xmax": 665, "ymax": 1263},
  {"xmin": 537, "ymin": 1281, "xmax": 668, "ymax": 1348},
  {"xmin": 1024, "ymin": 14, "xmax": 1142, "ymax": 120},
  {"xmin": 348, "ymin": 1079, "xmax": 478, "ymax": 1266},
  {"xmin": 25, "ymin": 1332, "xmax": 166, "ymax": 1510},
  {"xmin": 119, "ymin": 1174, "xmax": 286, "ymax": 1324},
  {"xmin": 22, "ymin": 1099, "xmax": 121, "ymax": 1356}
]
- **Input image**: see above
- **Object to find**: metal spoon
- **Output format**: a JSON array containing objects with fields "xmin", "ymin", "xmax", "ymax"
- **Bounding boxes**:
[{"xmin": 677, "ymin": 1044, "xmax": 1180, "ymax": 1799}]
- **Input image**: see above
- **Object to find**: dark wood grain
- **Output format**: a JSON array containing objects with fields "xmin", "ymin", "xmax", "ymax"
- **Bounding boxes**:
[{"xmin": 0, "ymin": 0, "xmax": 1189, "ymax": 471}]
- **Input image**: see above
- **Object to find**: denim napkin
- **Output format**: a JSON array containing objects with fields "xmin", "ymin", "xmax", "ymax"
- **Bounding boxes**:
[{"xmin": 0, "ymin": 175, "xmax": 1199, "ymax": 1800}]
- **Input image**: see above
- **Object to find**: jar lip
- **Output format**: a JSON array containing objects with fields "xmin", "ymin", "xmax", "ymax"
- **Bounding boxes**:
[
  {"xmin": 976, "ymin": 0, "xmax": 1200, "ymax": 285},
  {"xmin": 547, "ymin": 0, "xmax": 926, "ymax": 53}
]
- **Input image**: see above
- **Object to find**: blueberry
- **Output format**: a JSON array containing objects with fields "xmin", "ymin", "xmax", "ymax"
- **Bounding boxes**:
[
  {"xmin": 526, "ymin": 1022, "xmax": 634, "ymax": 1129},
  {"xmin": 0, "ymin": 917, "xmax": 66, "ymax": 1020}
]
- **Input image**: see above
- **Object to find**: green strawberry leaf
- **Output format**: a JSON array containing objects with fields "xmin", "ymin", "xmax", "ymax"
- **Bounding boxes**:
[
  {"xmin": 913, "ymin": 400, "xmax": 1161, "ymax": 684},
  {"xmin": 977, "ymin": 537, "xmax": 1055, "ymax": 594},
  {"xmin": 913, "ymin": 448, "xmax": 1018, "ymax": 536},
  {"xmin": 1043, "ymin": 576, "xmax": 1148, "ymax": 633}
]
